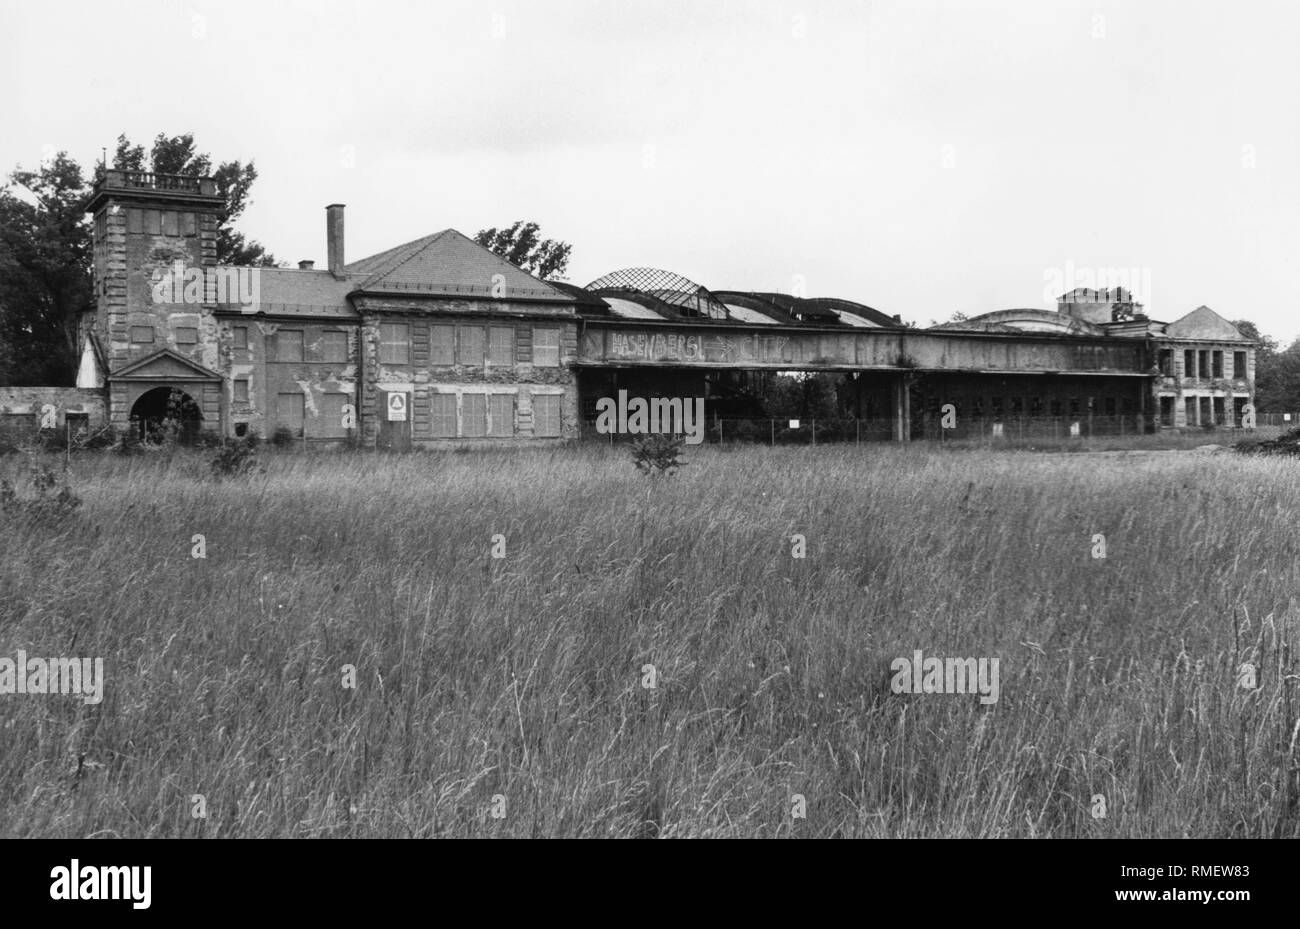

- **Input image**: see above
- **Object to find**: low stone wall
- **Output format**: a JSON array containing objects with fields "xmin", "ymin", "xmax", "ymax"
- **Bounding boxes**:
[{"xmin": 0, "ymin": 387, "xmax": 107, "ymax": 429}]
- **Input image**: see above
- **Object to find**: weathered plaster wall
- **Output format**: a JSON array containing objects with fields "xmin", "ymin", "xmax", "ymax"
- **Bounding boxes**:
[{"xmin": 354, "ymin": 299, "xmax": 580, "ymax": 444}]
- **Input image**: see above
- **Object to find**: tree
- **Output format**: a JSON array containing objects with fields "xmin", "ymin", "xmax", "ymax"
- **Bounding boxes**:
[
  {"xmin": 97, "ymin": 133, "xmax": 277, "ymax": 267},
  {"xmin": 474, "ymin": 221, "xmax": 572, "ymax": 281},
  {"xmin": 0, "ymin": 153, "xmax": 93, "ymax": 384},
  {"xmin": 1231, "ymin": 319, "xmax": 1289, "ymax": 411},
  {"xmin": 0, "ymin": 135, "xmax": 276, "ymax": 385}
]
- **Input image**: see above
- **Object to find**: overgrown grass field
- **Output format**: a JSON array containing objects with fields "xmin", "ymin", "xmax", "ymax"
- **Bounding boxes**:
[{"xmin": 1, "ymin": 443, "xmax": 1297, "ymax": 837}]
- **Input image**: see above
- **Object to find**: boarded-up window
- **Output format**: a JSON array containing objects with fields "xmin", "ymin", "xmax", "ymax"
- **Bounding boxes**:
[
  {"xmin": 277, "ymin": 393, "xmax": 305, "ymax": 436},
  {"xmin": 233, "ymin": 326, "xmax": 248, "ymax": 349},
  {"xmin": 533, "ymin": 328, "xmax": 560, "ymax": 366},
  {"xmin": 489, "ymin": 394, "xmax": 514, "ymax": 437},
  {"xmin": 319, "ymin": 330, "xmax": 348, "ymax": 362},
  {"xmin": 430, "ymin": 325, "xmax": 455, "ymax": 365},
  {"xmin": 66, "ymin": 412, "xmax": 89, "ymax": 436},
  {"xmin": 312, "ymin": 393, "xmax": 348, "ymax": 438},
  {"xmin": 431, "ymin": 394, "xmax": 457, "ymax": 437},
  {"xmin": 0, "ymin": 412, "xmax": 37, "ymax": 440},
  {"xmin": 458, "ymin": 326, "xmax": 485, "ymax": 366},
  {"xmin": 175, "ymin": 327, "xmax": 198, "ymax": 344},
  {"xmin": 161, "ymin": 211, "xmax": 179, "ymax": 236},
  {"xmin": 488, "ymin": 327, "xmax": 515, "ymax": 366},
  {"xmin": 278, "ymin": 329, "xmax": 304, "ymax": 362},
  {"xmin": 129, "ymin": 326, "xmax": 154, "ymax": 343},
  {"xmin": 379, "ymin": 323, "xmax": 409, "ymax": 364},
  {"xmin": 462, "ymin": 393, "xmax": 487, "ymax": 437},
  {"xmin": 533, "ymin": 394, "xmax": 561, "ymax": 437},
  {"xmin": 233, "ymin": 378, "xmax": 250, "ymax": 403}
]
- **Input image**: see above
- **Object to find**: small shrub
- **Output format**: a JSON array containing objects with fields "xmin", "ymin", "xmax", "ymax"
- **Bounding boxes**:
[
  {"xmin": 631, "ymin": 434, "xmax": 686, "ymax": 477},
  {"xmin": 270, "ymin": 426, "xmax": 297, "ymax": 448},
  {"xmin": 0, "ymin": 462, "xmax": 81, "ymax": 520},
  {"xmin": 209, "ymin": 437, "xmax": 263, "ymax": 480}
]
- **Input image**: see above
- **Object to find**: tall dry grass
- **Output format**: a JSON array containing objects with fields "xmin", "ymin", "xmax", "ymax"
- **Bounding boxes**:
[{"xmin": 0, "ymin": 443, "xmax": 1296, "ymax": 837}]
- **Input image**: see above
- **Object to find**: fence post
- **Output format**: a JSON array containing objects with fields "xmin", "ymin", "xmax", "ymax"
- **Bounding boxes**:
[
  {"xmin": 771, "ymin": 419, "xmax": 775, "ymax": 446},
  {"xmin": 811, "ymin": 420, "xmax": 816, "ymax": 446},
  {"xmin": 856, "ymin": 418, "xmax": 860, "ymax": 445}
]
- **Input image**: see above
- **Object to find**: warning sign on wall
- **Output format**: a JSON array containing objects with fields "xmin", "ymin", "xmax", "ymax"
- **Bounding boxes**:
[{"xmin": 386, "ymin": 392, "xmax": 407, "ymax": 422}]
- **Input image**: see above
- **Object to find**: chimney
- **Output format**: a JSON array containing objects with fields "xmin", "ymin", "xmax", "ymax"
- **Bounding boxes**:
[
  {"xmin": 326, "ymin": 204, "xmax": 345, "ymax": 278},
  {"xmin": 298, "ymin": 260, "xmax": 315, "ymax": 271}
]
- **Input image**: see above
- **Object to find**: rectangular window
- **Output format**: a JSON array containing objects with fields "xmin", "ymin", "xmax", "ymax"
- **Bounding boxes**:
[
  {"xmin": 320, "ymin": 330, "xmax": 348, "ymax": 363},
  {"xmin": 533, "ymin": 394, "xmax": 561, "ymax": 437},
  {"xmin": 1050, "ymin": 399, "xmax": 1062, "ymax": 416},
  {"xmin": 1233, "ymin": 351, "xmax": 1247, "ymax": 379},
  {"xmin": 431, "ymin": 394, "xmax": 457, "ymax": 437},
  {"xmin": 990, "ymin": 397, "xmax": 1003, "ymax": 417},
  {"xmin": 277, "ymin": 393, "xmax": 305, "ymax": 437},
  {"xmin": 1212, "ymin": 350, "xmax": 1224, "ymax": 378},
  {"xmin": 1160, "ymin": 396, "xmax": 1175, "ymax": 426},
  {"xmin": 458, "ymin": 326, "xmax": 485, "ymax": 366},
  {"xmin": 1104, "ymin": 397, "xmax": 1117, "ymax": 416},
  {"xmin": 278, "ymin": 329, "xmax": 304, "ymax": 362},
  {"xmin": 1010, "ymin": 397, "xmax": 1024, "ymax": 415},
  {"xmin": 233, "ymin": 378, "xmax": 250, "ymax": 404},
  {"xmin": 129, "ymin": 326, "xmax": 154, "ymax": 343},
  {"xmin": 161, "ymin": 211, "xmax": 179, "ymax": 236},
  {"xmin": 65, "ymin": 412, "xmax": 89, "ymax": 436},
  {"xmin": 1198, "ymin": 350, "xmax": 1209, "ymax": 380},
  {"xmin": 533, "ymin": 328, "xmax": 560, "ymax": 367},
  {"xmin": 233, "ymin": 326, "xmax": 248, "ymax": 349},
  {"xmin": 1029, "ymin": 397, "xmax": 1044, "ymax": 416},
  {"xmin": 462, "ymin": 393, "xmax": 487, "ymax": 437},
  {"xmin": 1234, "ymin": 397, "xmax": 1247, "ymax": 426},
  {"xmin": 1212, "ymin": 396, "xmax": 1225, "ymax": 424},
  {"xmin": 174, "ymin": 326, "xmax": 198, "ymax": 344},
  {"xmin": 1, "ymin": 412, "xmax": 37, "ymax": 438},
  {"xmin": 430, "ymin": 325, "xmax": 455, "ymax": 365},
  {"xmin": 1185, "ymin": 397, "xmax": 1197, "ymax": 425},
  {"xmin": 312, "ymin": 393, "xmax": 348, "ymax": 438},
  {"xmin": 379, "ymin": 323, "xmax": 410, "ymax": 365},
  {"xmin": 1158, "ymin": 349, "xmax": 1173, "ymax": 375},
  {"xmin": 1068, "ymin": 397, "xmax": 1080, "ymax": 415},
  {"xmin": 488, "ymin": 327, "xmax": 515, "ymax": 366},
  {"xmin": 1200, "ymin": 396, "xmax": 1212, "ymax": 425},
  {"xmin": 489, "ymin": 394, "xmax": 514, "ymax": 437},
  {"xmin": 1184, "ymin": 350, "xmax": 1196, "ymax": 379}
]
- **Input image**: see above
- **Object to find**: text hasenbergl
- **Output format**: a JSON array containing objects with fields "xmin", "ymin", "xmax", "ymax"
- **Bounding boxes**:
[
  {"xmin": 0, "ymin": 651, "xmax": 104, "ymax": 705},
  {"xmin": 593, "ymin": 390, "xmax": 705, "ymax": 445},
  {"xmin": 50, "ymin": 860, "xmax": 151, "ymax": 910},
  {"xmin": 889, "ymin": 650, "xmax": 1000, "ymax": 704}
]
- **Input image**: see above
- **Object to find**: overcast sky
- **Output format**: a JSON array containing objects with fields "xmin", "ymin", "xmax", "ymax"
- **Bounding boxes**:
[{"xmin": 3, "ymin": 0, "xmax": 1297, "ymax": 339}]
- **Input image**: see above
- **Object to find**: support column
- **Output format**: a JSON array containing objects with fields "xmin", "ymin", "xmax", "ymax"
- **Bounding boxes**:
[{"xmin": 891, "ymin": 373, "xmax": 911, "ymax": 442}]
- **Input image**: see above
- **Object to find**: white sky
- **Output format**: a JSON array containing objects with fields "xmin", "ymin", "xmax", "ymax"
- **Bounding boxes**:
[{"xmin": 3, "ymin": 0, "xmax": 1297, "ymax": 341}]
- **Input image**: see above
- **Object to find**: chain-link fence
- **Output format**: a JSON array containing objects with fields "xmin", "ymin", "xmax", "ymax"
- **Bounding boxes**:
[{"xmin": 580, "ymin": 415, "xmax": 1269, "ymax": 446}]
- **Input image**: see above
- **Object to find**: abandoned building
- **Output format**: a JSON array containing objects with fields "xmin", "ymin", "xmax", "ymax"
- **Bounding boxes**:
[{"xmin": 0, "ymin": 170, "xmax": 1257, "ymax": 446}]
